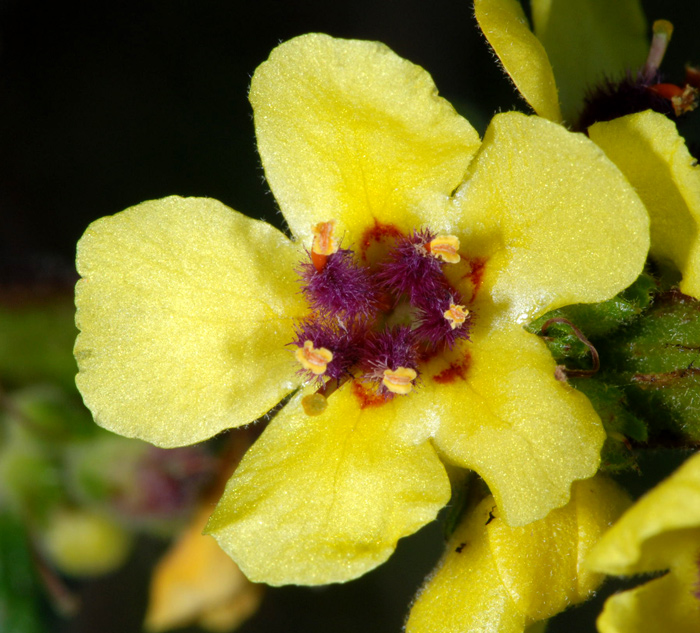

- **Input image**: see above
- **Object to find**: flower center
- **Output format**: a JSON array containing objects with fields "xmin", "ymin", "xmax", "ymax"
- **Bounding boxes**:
[{"xmin": 292, "ymin": 221, "xmax": 475, "ymax": 415}]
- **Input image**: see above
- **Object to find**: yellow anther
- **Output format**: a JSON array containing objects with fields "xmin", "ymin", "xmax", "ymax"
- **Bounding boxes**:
[
  {"xmin": 302, "ymin": 393, "xmax": 328, "ymax": 416},
  {"xmin": 295, "ymin": 340, "xmax": 333, "ymax": 375},
  {"xmin": 428, "ymin": 235, "xmax": 460, "ymax": 264},
  {"xmin": 312, "ymin": 220, "xmax": 339, "ymax": 256},
  {"xmin": 444, "ymin": 303, "xmax": 469, "ymax": 330},
  {"xmin": 382, "ymin": 367, "xmax": 417, "ymax": 395}
]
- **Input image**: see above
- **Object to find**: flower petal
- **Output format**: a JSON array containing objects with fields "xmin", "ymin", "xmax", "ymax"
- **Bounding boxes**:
[
  {"xmin": 250, "ymin": 33, "xmax": 481, "ymax": 244},
  {"xmin": 587, "ymin": 452, "xmax": 700, "ymax": 576},
  {"xmin": 589, "ymin": 111, "xmax": 700, "ymax": 299},
  {"xmin": 453, "ymin": 111, "xmax": 649, "ymax": 324},
  {"xmin": 474, "ymin": 0, "xmax": 562, "ymax": 123},
  {"xmin": 596, "ymin": 554, "xmax": 700, "ymax": 633},
  {"xmin": 426, "ymin": 322, "xmax": 605, "ymax": 527},
  {"xmin": 531, "ymin": 0, "xmax": 647, "ymax": 123},
  {"xmin": 406, "ymin": 477, "xmax": 629, "ymax": 633},
  {"xmin": 75, "ymin": 196, "xmax": 305, "ymax": 447},
  {"xmin": 205, "ymin": 387, "xmax": 450, "ymax": 585}
]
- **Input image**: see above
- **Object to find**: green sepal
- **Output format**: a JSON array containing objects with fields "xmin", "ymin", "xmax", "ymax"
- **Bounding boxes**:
[
  {"xmin": 605, "ymin": 290, "xmax": 700, "ymax": 440},
  {"xmin": 0, "ymin": 512, "xmax": 45, "ymax": 633},
  {"xmin": 569, "ymin": 377, "xmax": 646, "ymax": 472}
]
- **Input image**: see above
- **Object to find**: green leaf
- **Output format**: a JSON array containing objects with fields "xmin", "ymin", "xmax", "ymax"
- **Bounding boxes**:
[
  {"xmin": 10, "ymin": 385, "xmax": 97, "ymax": 441},
  {"xmin": 0, "ymin": 296, "xmax": 77, "ymax": 392},
  {"xmin": 0, "ymin": 420, "xmax": 65, "ymax": 523},
  {"xmin": 0, "ymin": 512, "xmax": 45, "ymax": 633}
]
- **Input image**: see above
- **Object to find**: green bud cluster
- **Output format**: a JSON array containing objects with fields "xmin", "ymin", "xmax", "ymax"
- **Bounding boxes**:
[{"xmin": 530, "ymin": 271, "xmax": 700, "ymax": 472}]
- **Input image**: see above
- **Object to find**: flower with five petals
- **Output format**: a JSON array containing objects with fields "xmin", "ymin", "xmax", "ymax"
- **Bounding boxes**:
[{"xmin": 75, "ymin": 33, "xmax": 649, "ymax": 585}]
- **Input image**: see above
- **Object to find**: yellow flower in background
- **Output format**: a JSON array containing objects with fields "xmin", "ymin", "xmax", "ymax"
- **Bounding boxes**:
[
  {"xmin": 145, "ymin": 505, "xmax": 263, "ymax": 633},
  {"xmin": 75, "ymin": 34, "xmax": 648, "ymax": 586},
  {"xmin": 406, "ymin": 476, "xmax": 631, "ymax": 633},
  {"xmin": 587, "ymin": 452, "xmax": 700, "ymax": 633},
  {"xmin": 475, "ymin": 0, "xmax": 647, "ymax": 124},
  {"xmin": 474, "ymin": 0, "xmax": 700, "ymax": 299}
]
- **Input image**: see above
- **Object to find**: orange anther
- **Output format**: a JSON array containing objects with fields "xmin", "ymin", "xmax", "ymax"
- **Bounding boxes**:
[
  {"xmin": 382, "ymin": 367, "xmax": 417, "ymax": 395},
  {"xmin": 295, "ymin": 341, "xmax": 333, "ymax": 375},
  {"xmin": 444, "ymin": 304, "xmax": 469, "ymax": 329},
  {"xmin": 428, "ymin": 235, "xmax": 461, "ymax": 264}
]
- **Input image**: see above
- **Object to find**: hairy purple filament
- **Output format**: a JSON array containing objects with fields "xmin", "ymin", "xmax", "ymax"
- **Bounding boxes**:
[{"xmin": 292, "ymin": 226, "xmax": 472, "ymax": 399}]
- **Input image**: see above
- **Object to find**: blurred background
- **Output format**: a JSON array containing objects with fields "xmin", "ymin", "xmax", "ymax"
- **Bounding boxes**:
[{"xmin": 1, "ymin": 0, "xmax": 699, "ymax": 631}]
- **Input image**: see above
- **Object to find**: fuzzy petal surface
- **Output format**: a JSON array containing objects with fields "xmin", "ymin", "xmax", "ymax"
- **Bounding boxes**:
[
  {"xmin": 596, "ymin": 558, "xmax": 700, "ymax": 633},
  {"xmin": 453, "ymin": 111, "xmax": 649, "ymax": 324},
  {"xmin": 588, "ymin": 454, "xmax": 700, "ymax": 632},
  {"xmin": 588, "ymin": 452, "xmax": 700, "ymax": 576},
  {"xmin": 406, "ymin": 477, "xmax": 630, "ymax": 633},
  {"xmin": 421, "ymin": 321, "xmax": 605, "ymax": 527},
  {"xmin": 531, "ymin": 0, "xmax": 646, "ymax": 123},
  {"xmin": 206, "ymin": 387, "xmax": 450, "ymax": 585},
  {"xmin": 474, "ymin": 0, "xmax": 562, "ymax": 123},
  {"xmin": 75, "ymin": 196, "xmax": 305, "ymax": 447},
  {"xmin": 589, "ymin": 111, "xmax": 700, "ymax": 299},
  {"xmin": 250, "ymin": 33, "xmax": 481, "ymax": 245}
]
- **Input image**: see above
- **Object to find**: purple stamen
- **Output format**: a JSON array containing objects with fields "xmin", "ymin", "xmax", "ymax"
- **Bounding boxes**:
[
  {"xmin": 292, "ymin": 317, "xmax": 365, "ymax": 383},
  {"xmin": 298, "ymin": 249, "xmax": 378, "ymax": 319},
  {"xmin": 376, "ymin": 229, "xmax": 447, "ymax": 303}
]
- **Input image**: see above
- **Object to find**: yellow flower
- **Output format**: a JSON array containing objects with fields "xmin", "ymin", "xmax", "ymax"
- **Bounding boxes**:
[
  {"xmin": 406, "ymin": 476, "xmax": 631, "ymax": 633},
  {"xmin": 474, "ymin": 0, "xmax": 700, "ymax": 299},
  {"xmin": 75, "ymin": 34, "xmax": 648, "ymax": 586},
  {"xmin": 587, "ymin": 452, "xmax": 700, "ymax": 633},
  {"xmin": 145, "ymin": 505, "xmax": 263, "ymax": 633}
]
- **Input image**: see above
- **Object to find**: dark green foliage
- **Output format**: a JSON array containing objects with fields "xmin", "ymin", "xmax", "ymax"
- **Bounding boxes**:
[{"xmin": 0, "ymin": 513, "xmax": 44, "ymax": 633}]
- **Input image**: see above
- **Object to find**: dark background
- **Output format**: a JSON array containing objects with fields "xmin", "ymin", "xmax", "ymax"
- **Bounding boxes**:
[{"xmin": 0, "ymin": 1, "xmax": 698, "ymax": 631}]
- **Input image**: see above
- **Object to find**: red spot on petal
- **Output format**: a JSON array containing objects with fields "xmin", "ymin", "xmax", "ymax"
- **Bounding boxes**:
[
  {"xmin": 359, "ymin": 220, "xmax": 403, "ymax": 262},
  {"xmin": 461, "ymin": 257, "xmax": 487, "ymax": 303},
  {"xmin": 433, "ymin": 352, "xmax": 471, "ymax": 384},
  {"xmin": 352, "ymin": 381, "xmax": 387, "ymax": 409}
]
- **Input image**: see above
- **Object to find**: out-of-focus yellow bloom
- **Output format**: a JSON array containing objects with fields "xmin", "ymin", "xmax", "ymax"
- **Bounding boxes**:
[
  {"xmin": 475, "ymin": 0, "xmax": 700, "ymax": 299},
  {"xmin": 587, "ymin": 452, "xmax": 700, "ymax": 633},
  {"xmin": 75, "ymin": 34, "xmax": 648, "ymax": 586},
  {"xmin": 41, "ymin": 508, "xmax": 132, "ymax": 577},
  {"xmin": 145, "ymin": 505, "xmax": 262, "ymax": 633},
  {"xmin": 406, "ymin": 476, "xmax": 631, "ymax": 633},
  {"xmin": 474, "ymin": 0, "xmax": 647, "ymax": 124}
]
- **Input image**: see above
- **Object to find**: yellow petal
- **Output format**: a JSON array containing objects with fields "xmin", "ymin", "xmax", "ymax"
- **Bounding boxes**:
[
  {"xmin": 474, "ymin": 0, "xmax": 562, "ymax": 123},
  {"xmin": 426, "ymin": 322, "xmax": 606, "ymax": 527},
  {"xmin": 144, "ymin": 506, "xmax": 262, "ymax": 633},
  {"xmin": 406, "ymin": 477, "xmax": 629, "ymax": 633},
  {"xmin": 205, "ymin": 387, "xmax": 450, "ymax": 585},
  {"xmin": 453, "ymin": 112, "xmax": 649, "ymax": 324},
  {"xmin": 596, "ymin": 552, "xmax": 700, "ymax": 633},
  {"xmin": 589, "ymin": 111, "xmax": 700, "ymax": 299},
  {"xmin": 587, "ymin": 452, "xmax": 700, "ymax": 576},
  {"xmin": 531, "ymin": 0, "xmax": 647, "ymax": 123},
  {"xmin": 75, "ymin": 196, "xmax": 305, "ymax": 447},
  {"xmin": 250, "ymin": 33, "xmax": 481, "ymax": 244}
]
